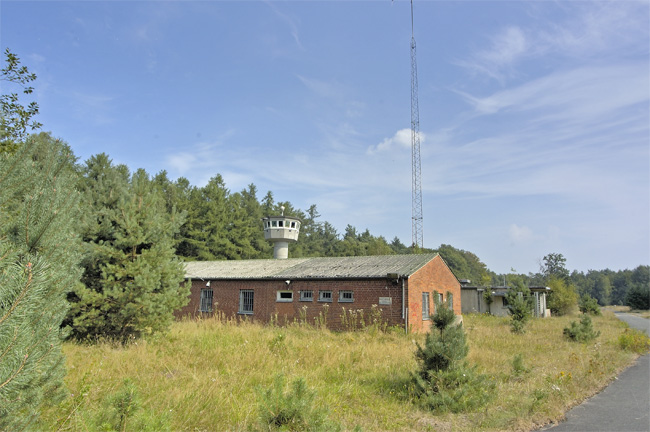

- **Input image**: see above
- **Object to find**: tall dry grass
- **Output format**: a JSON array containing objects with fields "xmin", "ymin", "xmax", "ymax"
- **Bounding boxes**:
[{"xmin": 39, "ymin": 310, "xmax": 644, "ymax": 431}]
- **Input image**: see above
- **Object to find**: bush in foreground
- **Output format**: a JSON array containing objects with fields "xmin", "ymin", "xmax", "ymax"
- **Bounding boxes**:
[
  {"xmin": 579, "ymin": 294, "xmax": 601, "ymax": 316},
  {"xmin": 413, "ymin": 300, "xmax": 493, "ymax": 413},
  {"xmin": 256, "ymin": 374, "xmax": 340, "ymax": 432},
  {"xmin": 563, "ymin": 315, "xmax": 600, "ymax": 343}
]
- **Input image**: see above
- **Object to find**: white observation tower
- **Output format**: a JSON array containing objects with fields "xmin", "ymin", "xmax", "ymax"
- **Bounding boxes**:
[{"xmin": 262, "ymin": 206, "xmax": 301, "ymax": 259}]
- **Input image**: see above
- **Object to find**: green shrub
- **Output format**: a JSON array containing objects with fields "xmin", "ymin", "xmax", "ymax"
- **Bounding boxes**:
[
  {"xmin": 506, "ymin": 290, "xmax": 533, "ymax": 334},
  {"xmin": 617, "ymin": 328, "xmax": 650, "ymax": 354},
  {"xmin": 413, "ymin": 365, "xmax": 494, "ymax": 413},
  {"xmin": 511, "ymin": 353, "xmax": 530, "ymax": 377},
  {"xmin": 256, "ymin": 374, "xmax": 339, "ymax": 432},
  {"xmin": 547, "ymin": 277, "xmax": 578, "ymax": 316},
  {"xmin": 563, "ymin": 315, "xmax": 600, "ymax": 343},
  {"xmin": 625, "ymin": 284, "xmax": 650, "ymax": 310},
  {"xmin": 413, "ymin": 300, "xmax": 493, "ymax": 413},
  {"xmin": 579, "ymin": 295, "xmax": 601, "ymax": 315}
]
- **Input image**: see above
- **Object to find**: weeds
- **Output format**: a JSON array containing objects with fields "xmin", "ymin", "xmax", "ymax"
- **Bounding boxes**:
[
  {"xmin": 617, "ymin": 328, "xmax": 650, "ymax": 354},
  {"xmin": 511, "ymin": 353, "xmax": 530, "ymax": 377},
  {"xmin": 255, "ymin": 374, "xmax": 339, "ymax": 432}
]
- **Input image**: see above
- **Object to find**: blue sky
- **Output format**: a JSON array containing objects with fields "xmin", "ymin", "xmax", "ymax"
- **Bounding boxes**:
[{"xmin": 1, "ymin": 0, "xmax": 648, "ymax": 275}]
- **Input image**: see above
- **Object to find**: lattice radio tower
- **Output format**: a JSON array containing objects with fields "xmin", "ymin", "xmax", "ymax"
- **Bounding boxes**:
[{"xmin": 409, "ymin": 0, "xmax": 423, "ymax": 248}]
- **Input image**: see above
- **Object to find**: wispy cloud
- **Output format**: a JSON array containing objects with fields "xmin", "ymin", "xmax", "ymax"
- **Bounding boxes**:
[
  {"xmin": 264, "ymin": 0, "xmax": 304, "ymax": 51},
  {"xmin": 456, "ymin": 26, "xmax": 528, "ymax": 83},
  {"xmin": 456, "ymin": 2, "xmax": 649, "ymax": 83}
]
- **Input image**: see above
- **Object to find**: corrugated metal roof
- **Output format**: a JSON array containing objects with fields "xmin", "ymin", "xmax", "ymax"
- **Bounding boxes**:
[{"xmin": 183, "ymin": 253, "xmax": 439, "ymax": 280}]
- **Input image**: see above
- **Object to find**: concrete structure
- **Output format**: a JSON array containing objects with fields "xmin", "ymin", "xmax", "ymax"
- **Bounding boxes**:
[
  {"xmin": 175, "ymin": 253, "xmax": 461, "ymax": 333},
  {"xmin": 461, "ymin": 285, "xmax": 551, "ymax": 317},
  {"xmin": 262, "ymin": 210, "xmax": 301, "ymax": 259}
]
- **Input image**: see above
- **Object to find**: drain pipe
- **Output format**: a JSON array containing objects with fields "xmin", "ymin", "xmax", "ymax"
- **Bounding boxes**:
[{"xmin": 402, "ymin": 278, "xmax": 408, "ymax": 334}]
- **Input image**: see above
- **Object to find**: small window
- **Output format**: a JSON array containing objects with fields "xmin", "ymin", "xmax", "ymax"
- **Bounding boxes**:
[
  {"xmin": 434, "ymin": 291, "xmax": 443, "ymax": 306},
  {"xmin": 300, "ymin": 290, "xmax": 313, "ymax": 301},
  {"xmin": 339, "ymin": 291, "xmax": 354, "ymax": 303},
  {"xmin": 423, "ymin": 292, "xmax": 430, "ymax": 320},
  {"xmin": 290, "ymin": 221, "xmax": 296, "ymax": 229},
  {"xmin": 271, "ymin": 220, "xmax": 277, "ymax": 227},
  {"xmin": 276, "ymin": 291, "xmax": 293, "ymax": 302},
  {"xmin": 448, "ymin": 293, "xmax": 453, "ymax": 310},
  {"xmin": 318, "ymin": 290, "xmax": 333, "ymax": 302},
  {"xmin": 200, "ymin": 289, "xmax": 213, "ymax": 313},
  {"xmin": 239, "ymin": 290, "xmax": 254, "ymax": 314},
  {"xmin": 278, "ymin": 220, "xmax": 284, "ymax": 227}
]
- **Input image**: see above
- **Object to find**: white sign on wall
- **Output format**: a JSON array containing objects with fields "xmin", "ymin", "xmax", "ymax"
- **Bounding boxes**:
[{"xmin": 378, "ymin": 297, "xmax": 392, "ymax": 305}]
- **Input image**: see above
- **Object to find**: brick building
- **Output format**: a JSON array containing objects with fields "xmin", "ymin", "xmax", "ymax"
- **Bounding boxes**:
[{"xmin": 175, "ymin": 253, "xmax": 461, "ymax": 333}]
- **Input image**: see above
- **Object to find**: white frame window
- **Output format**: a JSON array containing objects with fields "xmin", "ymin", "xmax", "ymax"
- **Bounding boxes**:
[
  {"xmin": 422, "ymin": 292, "xmax": 430, "ymax": 320},
  {"xmin": 276, "ymin": 290, "xmax": 293, "ymax": 302},
  {"xmin": 239, "ymin": 289, "xmax": 254, "ymax": 314},
  {"xmin": 338, "ymin": 290, "xmax": 354, "ymax": 303},
  {"xmin": 200, "ymin": 288, "xmax": 213, "ymax": 313},
  {"xmin": 318, "ymin": 290, "xmax": 333, "ymax": 302},
  {"xmin": 300, "ymin": 290, "xmax": 313, "ymax": 301}
]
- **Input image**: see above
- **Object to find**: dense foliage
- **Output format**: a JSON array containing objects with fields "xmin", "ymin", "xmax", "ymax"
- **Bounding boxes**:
[
  {"xmin": 0, "ymin": 133, "xmax": 82, "ymax": 429},
  {"xmin": 66, "ymin": 155, "xmax": 189, "ymax": 342}
]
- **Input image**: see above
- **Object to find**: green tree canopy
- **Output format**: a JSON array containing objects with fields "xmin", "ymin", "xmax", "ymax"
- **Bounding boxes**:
[{"xmin": 66, "ymin": 155, "xmax": 188, "ymax": 342}]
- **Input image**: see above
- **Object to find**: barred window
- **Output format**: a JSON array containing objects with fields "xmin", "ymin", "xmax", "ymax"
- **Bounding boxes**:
[
  {"xmin": 318, "ymin": 290, "xmax": 333, "ymax": 302},
  {"xmin": 239, "ymin": 290, "xmax": 254, "ymax": 314},
  {"xmin": 338, "ymin": 291, "xmax": 354, "ymax": 303},
  {"xmin": 200, "ymin": 289, "xmax": 213, "ymax": 313},
  {"xmin": 300, "ymin": 290, "xmax": 313, "ymax": 301}
]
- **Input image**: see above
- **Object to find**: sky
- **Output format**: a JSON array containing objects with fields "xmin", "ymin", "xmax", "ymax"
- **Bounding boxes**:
[{"xmin": 1, "ymin": 0, "xmax": 648, "ymax": 275}]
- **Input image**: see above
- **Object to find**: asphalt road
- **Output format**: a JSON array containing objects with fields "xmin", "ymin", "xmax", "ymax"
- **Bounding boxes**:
[{"xmin": 540, "ymin": 313, "xmax": 649, "ymax": 432}]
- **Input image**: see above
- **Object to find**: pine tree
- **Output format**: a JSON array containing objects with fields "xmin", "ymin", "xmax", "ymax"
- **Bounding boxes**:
[
  {"xmin": 413, "ymin": 298, "xmax": 493, "ymax": 413},
  {"xmin": 0, "ymin": 133, "xmax": 82, "ymax": 429},
  {"xmin": 67, "ymin": 157, "xmax": 188, "ymax": 342}
]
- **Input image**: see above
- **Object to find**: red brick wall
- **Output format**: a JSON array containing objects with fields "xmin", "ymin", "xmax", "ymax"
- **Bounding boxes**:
[
  {"xmin": 405, "ymin": 255, "xmax": 462, "ymax": 333},
  {"xmin": 175, "ymin": 278, "xmax": 406, "ymax": 331}
]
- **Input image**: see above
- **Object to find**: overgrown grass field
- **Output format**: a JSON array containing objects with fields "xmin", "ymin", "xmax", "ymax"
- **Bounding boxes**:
[{"xmin": 39, "ymin": 311, "xmax": 647, "ymax": 431}]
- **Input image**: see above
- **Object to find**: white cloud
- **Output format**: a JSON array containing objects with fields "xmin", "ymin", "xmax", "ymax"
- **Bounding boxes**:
[{"xmin": 367, "ymin": 128, "xmax": 422, "ymax": 155}]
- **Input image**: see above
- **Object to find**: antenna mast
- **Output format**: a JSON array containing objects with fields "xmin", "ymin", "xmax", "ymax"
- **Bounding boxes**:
[{"xmin": 410, "ymin": 0, "xmax": 423, "ymax": 248}]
